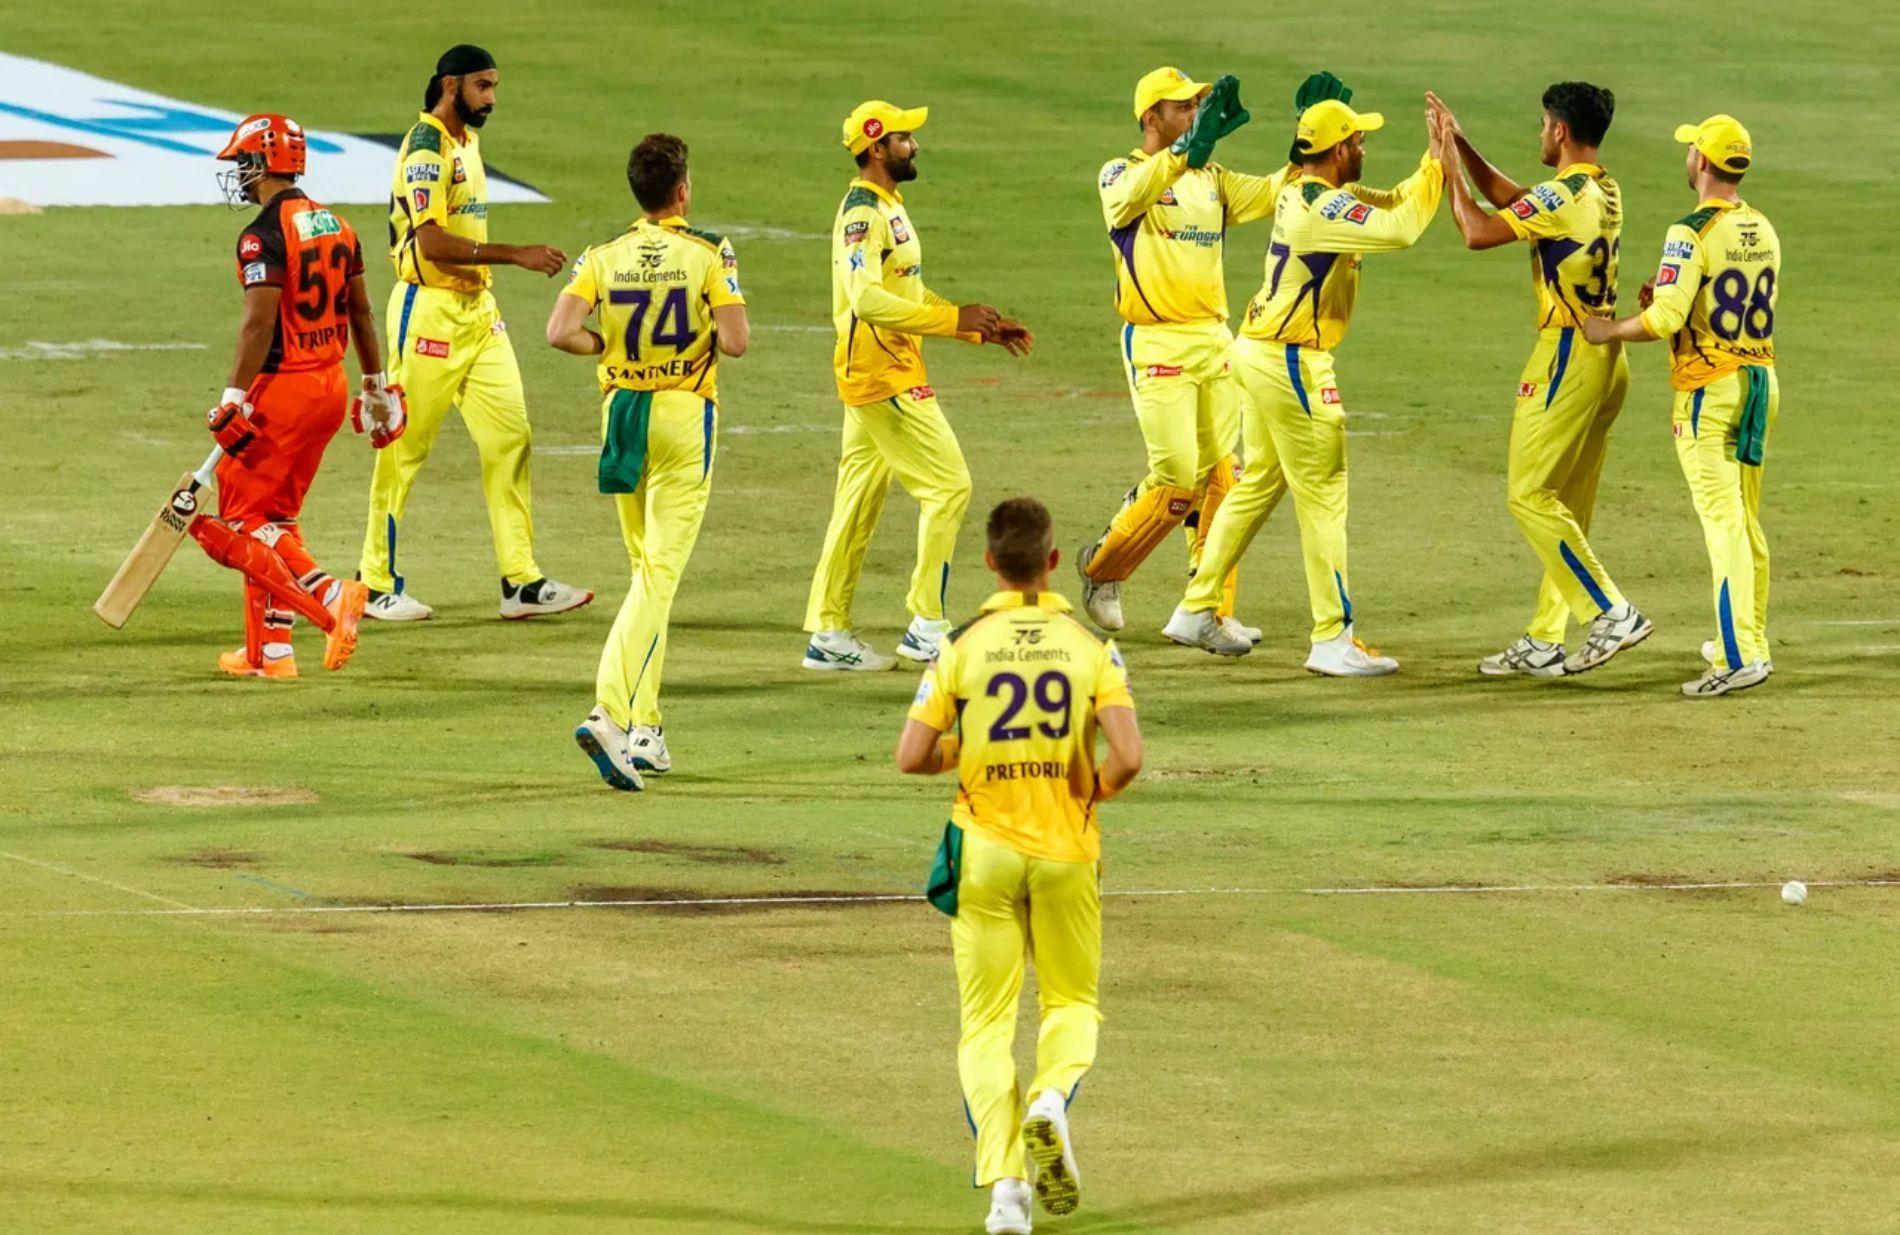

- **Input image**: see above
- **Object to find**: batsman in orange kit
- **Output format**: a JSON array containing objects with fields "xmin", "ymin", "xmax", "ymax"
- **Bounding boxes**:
[{"xmin": 201, "ymin": 114, "xmax": 408, "ymax": 678}]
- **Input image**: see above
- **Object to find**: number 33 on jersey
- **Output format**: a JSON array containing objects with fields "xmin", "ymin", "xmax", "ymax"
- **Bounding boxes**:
[{"xmin": 562, "ymin": 217, "xmax": 744, "ymax": 400}]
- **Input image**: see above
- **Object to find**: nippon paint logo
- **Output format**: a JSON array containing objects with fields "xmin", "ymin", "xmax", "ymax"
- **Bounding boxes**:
[{"xmin": 0, "ymin": 52, "xmax": 549, "ymax": 208}]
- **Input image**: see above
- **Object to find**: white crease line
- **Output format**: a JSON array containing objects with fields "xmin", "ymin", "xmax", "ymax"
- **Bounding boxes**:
[
  {"xmin": 0, "ymin": 850, "xmax": 200, "ymax": 911},
  {"xmin": 7, "ymin": 878, "xmax": 1897, "ymax": 919}
]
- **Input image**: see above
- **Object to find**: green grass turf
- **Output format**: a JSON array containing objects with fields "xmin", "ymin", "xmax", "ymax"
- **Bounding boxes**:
[{"xmin": 2, "ymin": 1, "xmax": 1898, "ymax": 1230}]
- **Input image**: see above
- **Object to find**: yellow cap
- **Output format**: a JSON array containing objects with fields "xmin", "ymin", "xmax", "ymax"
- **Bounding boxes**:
[
  {"xmin": 1133, "ymin": 66, "xmax": 1211, "ymax": 121},
  {"xmin": 1674, "ymin": 114, "xmax": 1753, "ymax": 174},
  {"xmin": 1295, "ymin": 99, "xmax": 1384, "ymax": 155},
  {"xmin": 842, "ymin": 100, "xmax": 928, "ymax": 154}
]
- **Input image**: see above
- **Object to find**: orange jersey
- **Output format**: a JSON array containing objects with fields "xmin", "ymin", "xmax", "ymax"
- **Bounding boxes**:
[{"xmin": 235, "ymin": 188, "xmax": 365, "ymax": 374}]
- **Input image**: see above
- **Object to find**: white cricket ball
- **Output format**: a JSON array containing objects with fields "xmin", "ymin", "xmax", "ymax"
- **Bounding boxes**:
[{"xmin": 1780, "ymin": 880, "xmax": 1808, "ymax": 906}]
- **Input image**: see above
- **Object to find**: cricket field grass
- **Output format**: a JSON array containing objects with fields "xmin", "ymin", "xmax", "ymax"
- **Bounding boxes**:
[{"xmin": 1, "ymin": 2, "xmax": 1896, "ymax": 1230}]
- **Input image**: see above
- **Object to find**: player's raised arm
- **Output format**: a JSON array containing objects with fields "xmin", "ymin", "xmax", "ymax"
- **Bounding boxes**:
[
  {"xmin": 1431, "ymin": 111, "xmax": 1517, "ymax": 250},
  {"xmin": 1427, "ymin": 91, "xmax": 1528, "ymax": 210},
  {"xmin": 1312, "ymin": 151, "xmax": 1445, "ymax": 254}
]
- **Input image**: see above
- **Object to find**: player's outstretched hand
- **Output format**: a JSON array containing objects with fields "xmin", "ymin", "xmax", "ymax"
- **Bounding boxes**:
[
  {"xmin": 1424, "ymin": 91, "xmax": 1461, "ymax": 140},
  {"xmin": 1638, "ymin": 278, "xmax": 1657, "ymax": 310},
  {"xmin": 1174, "ymin": 77, "xmax": 1231, "ymax": 169},
  {"xmin": 517, "ymin": 244, "xmax": 568, "ymax": 276},
  {"xmin": 991, "ymin": 319, "xmax": 1034, "ymax": 357},
  {"xmin": 1580, "ymin": 316, "xmax": 1616, "ymax": 345},
  {"xmin": 958, "ymin": 303, "xmax": 1003, "ymax": 338}
]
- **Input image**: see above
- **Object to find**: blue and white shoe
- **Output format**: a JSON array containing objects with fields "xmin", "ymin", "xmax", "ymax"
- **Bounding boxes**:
[
  {"xmin": 575, "ymin": 710, "xmax": 645, "ymax": 792},
  {"xmin": 629, "ymin": 724, "xmax": 671, "ymax": 774},
  {"xmin": 801, "ymin": 630, "xmax": 895, "ymax": 672},
  {"xmin": 896, "ymin": 616, "xmax": 952, "ymax": 663}
]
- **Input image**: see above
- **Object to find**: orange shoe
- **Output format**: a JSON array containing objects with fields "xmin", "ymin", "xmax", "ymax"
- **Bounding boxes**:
[
  {"xmin": 323, "ymin": 580, "xmax": 369, "ymax": 671},
  {"xmin": 218, "ymin": 647, "xmax": 299, "ymax": 680}
]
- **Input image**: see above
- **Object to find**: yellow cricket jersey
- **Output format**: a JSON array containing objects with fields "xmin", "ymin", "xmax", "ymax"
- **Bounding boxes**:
[
  {"xmin": 561, "ymin": 216, "xmax": 744, "ymax": 402},
  {"xmin": 1097, "ymin": 148, "xmax": 1289, "ymax": 326},
  {"xmin": 1240, "ymin": 153, "xmax": 1444, "ymax": 350},
  {"xmin": 388, "ymin": 112, "xmax": 489, "ymax": 294},
  {"xmin": 1501, "ymin": 162, "xmax": 1623, "ymax": 330},
  {"xmin": 831, "ymin": 178, "xmax": 974, "ymax": 405},
  {"xmin": 908, "ymin": 591, "xmax": 1135, "ymax": 865},
  {"xmin": 1638, "ymin": 198, "xmax": 1779, "ymax": 391}
]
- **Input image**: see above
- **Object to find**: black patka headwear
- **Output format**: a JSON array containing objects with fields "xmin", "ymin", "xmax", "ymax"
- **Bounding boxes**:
[{"xmin": 425, "ymin": 44, "xmax": 496, "ymax": 108}]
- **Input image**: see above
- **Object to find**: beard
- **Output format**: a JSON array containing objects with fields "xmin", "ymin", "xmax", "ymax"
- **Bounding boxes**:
[
  {"xmin": 456, "ymin": 91, "xmax": 493, "ymax": 129},
  {"xmin": 889, "ymin": 153, "xmax": 919, "ymax": 183}
]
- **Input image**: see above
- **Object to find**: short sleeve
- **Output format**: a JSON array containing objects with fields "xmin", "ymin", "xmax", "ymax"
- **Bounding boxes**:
[
  {"xmin": 562, "ymin": 247, "xmax": 599, "ymax": 307},
  {"xmin": 401, "ymin": 147, "xmax": 450, "ymax": 228},
  {"xmin": 907, "ymin": 647, "xmax": 958, "ymax": 731},
  {"xmin": 1502, "ymin": 179, "xmax": 1574, "ymax": 241},
  {"xmin": 706, "ymin": 236, "xmax": 745, "ymax": 308},
  {"xmin": 234, "ymin": 221, "xmax": 286, "ymax": 289},
  {"xmin": 1094, "ymin": 640, "xmax": 1134, "ymax": 711},
  {"xmin": 1639, "ymin": 223, "xmax": 1706, "ymax": 338}
]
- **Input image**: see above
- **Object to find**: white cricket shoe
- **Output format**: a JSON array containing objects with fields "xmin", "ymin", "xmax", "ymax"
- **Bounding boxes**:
[
  {"xmin": 1021, "ymin": 1089, "xmax": 1080, "ymax": 1217},
  {"xmin": 1222, "ymin": 615, "xmax": 1264, "ymax": 645},
  {"xmin": 1161, "ymin": 606, "xmax": 1252, "ymax": 656},
  {"xmin": 500, "ymin": 577, "xmax": 595, "ymax": 620},
  {"xmin": 574, "ymin": 710, "xmax": 645, "ymax": 792},
  {"xmin": 896, "ymin": 616, "xmax": 952, "ymax": 662},
  {"xmin": 1563, "ymin": 602, "xmax": 1653, "ymax": 674},
  {"xmin": 365, "ymin": 588, "xmax": 433, "ymax": 622},
  {"xmin": 1704, "ymin": 639, "xmax": 1774, "ymax": 674},
  {"xmin": 1077, "ymin": 541, "xmax": 1123, "ymax": 632},
  {"xmin": 985, "ymin": 1178, "xmax": 1033, "ymax": 1235},
  {"xmin": 1305, "ymin": 627, "xmax": 1398, "ymax": 677},
  {"xmin": 1682, "ymin": 660, "xmax": 1771, "ymax": 699},
  {"xmin": 1478, "ymin": 635, "xmax": 1568, "ymax": 677},
  {"xmin": 628, "ymin": 725, "xmax": 671, "ymax": 774},
  {"xmin": 801, "ymin": 630, "xmax": 895, "ymax": 672}
]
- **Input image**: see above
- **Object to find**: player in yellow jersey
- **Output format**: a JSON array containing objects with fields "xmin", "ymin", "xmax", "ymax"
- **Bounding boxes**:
[
  {"xmin": 358, "ymin": 45, "xmax": 591, "ymax": 623},
  {"xmin": 803, "ymin": 101, "xmax": 1032, "ymax": 673},
  {"xmin": 546, "ymin": 134, "xmax": 749, "ymax": 788},
  {"xmin": 896, "ymin": 497, "xmax": 1142, "ymax": 1235},
  {"xmin": 1584, "ymin": 116, "xmax": 1779, "ymax": 698},
  {"xmin": 1163, "ymin": 99, "xmax": 1443, "ymax": 675},
  {"xmin": 1426, "ymin": 84, "xmax": 1654, "ymax": 678}
]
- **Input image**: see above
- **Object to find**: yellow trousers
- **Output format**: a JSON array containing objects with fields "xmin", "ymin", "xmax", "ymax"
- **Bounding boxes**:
[
  {"xmin": 596, "ymin": 391, "xmax": 717, "ymax": 729},
  {"xmin": 360, "ymin": 283, "xmax": 540, "ymax": 592},
  {"xmin": 1674, "ymin": 368, "xmax": 1777, "ymax": 669},
  {"xmin": 1508, "ymin": 328, "xmax": 1631, "ymax": 643},
  {"xmin": 1185, "ymin": 337, "xmax": 1354, "ymax": 642},
  {"xmin": 1085, "ymin": 322, "xmax": 1241, "ymax": 591},
  {"xmin": 953, "ymin": 825, "xmax": 1101, "ymax": 1187},
  {"xmin": 804, "ymin": 388, "xmax": 971, "ymax": 630}
]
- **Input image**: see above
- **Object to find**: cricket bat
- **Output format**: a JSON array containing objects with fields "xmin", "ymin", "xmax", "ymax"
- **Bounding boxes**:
[{"xmin": 93, "ymin": 446, "xmax": 223, "ymax": 628}]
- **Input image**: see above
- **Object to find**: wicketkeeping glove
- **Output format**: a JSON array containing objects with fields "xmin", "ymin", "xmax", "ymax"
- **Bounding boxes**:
[
  {"xmin": 1172, "ymin": 76, "xmax": 1233, "ymax": 169},
  {"xmin": 1290, "ymin": 71, "xmax": 1354, "ymax": 161},
  {"xmin": 1218, "ymin": 74, "xmax": 1251, "ymax": 138},
  {"xmin": 350, "ymin": 372, "xmax": 409, "ymax": 449},
  {"xmin": 206, "ymin": 388, "xmax": 259, "ymax": 457}
]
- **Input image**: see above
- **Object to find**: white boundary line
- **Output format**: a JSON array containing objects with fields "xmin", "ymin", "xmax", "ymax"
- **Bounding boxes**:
[
  {"xmin": 0, "ymin": 850, "xmax": 200, "ymax": 911},
  {"xmin": 4, "ymin": 878, "xmax": 1896, "ymax": 919}
]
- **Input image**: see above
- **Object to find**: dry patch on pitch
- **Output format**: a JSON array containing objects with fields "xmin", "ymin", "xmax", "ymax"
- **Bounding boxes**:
[
  {"xmin": 0, "ymin": 197, "xmax": 44, "ymax": 215},
  {"xmin": 403, "ymin": 849, "xmax": 565, "ymax": 868},
  {"xmin": 131, "ymin": 785, "xmax": 319, "ymax": 807},
  {"xmin": 166, "ymin": 848, "xmax": 265, "ymax": 869},
  {"xmin": 1147, "ymin": 766, "xmax": 1273, "ymax": 782},
  {"xmin": 569, "ymin": 885, "xmax": 901, "ymax": 915},
  {"xmin": 589, "ymin": 838, "xmax": 786, "ymax": 866}
]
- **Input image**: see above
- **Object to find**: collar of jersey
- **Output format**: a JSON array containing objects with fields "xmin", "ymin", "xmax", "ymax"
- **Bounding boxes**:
[
  {"xmin": 979, "ymin": 590, "xmax": 1073, "ymax": 614},
  {"xmin": 1696, "ymin": 197, "xmax": 1742, "ymax": 213},
  {"xmin": 638, "ymin": 215, "xmax": 690, "ymax": 231},
  {"xmin": 1292, "ymin": 172, "xmax": 1343, "ymax": 191},
  {"xmin": 849, "ymin": 177, "xmax": 902, "ymax": 205},
  {"xmin": 1558, "ymin": 161, "xmax": 1606, "ymax": 179},
  {"xmin": 415, "ymin": 111, "xmax": 469, "ymax": 148}
]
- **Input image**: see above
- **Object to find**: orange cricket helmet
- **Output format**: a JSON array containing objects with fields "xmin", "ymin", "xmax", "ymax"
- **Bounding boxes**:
[{"xmin": 216, "ymin": 113, "xmax": 307, "ymax": 207}]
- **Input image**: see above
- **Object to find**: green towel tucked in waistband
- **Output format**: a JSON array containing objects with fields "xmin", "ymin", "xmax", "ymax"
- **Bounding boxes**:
[
  {"xmin": 598, "ymin": 388, "xmax": 653, "ymax": 494},
  {"xmin": 925, "ymin": 821, "xmax": 964, "ymax": 918},
  {"xmin": 1736, "ymin": 365, "xmax": 1769, "ymax": 468}
]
